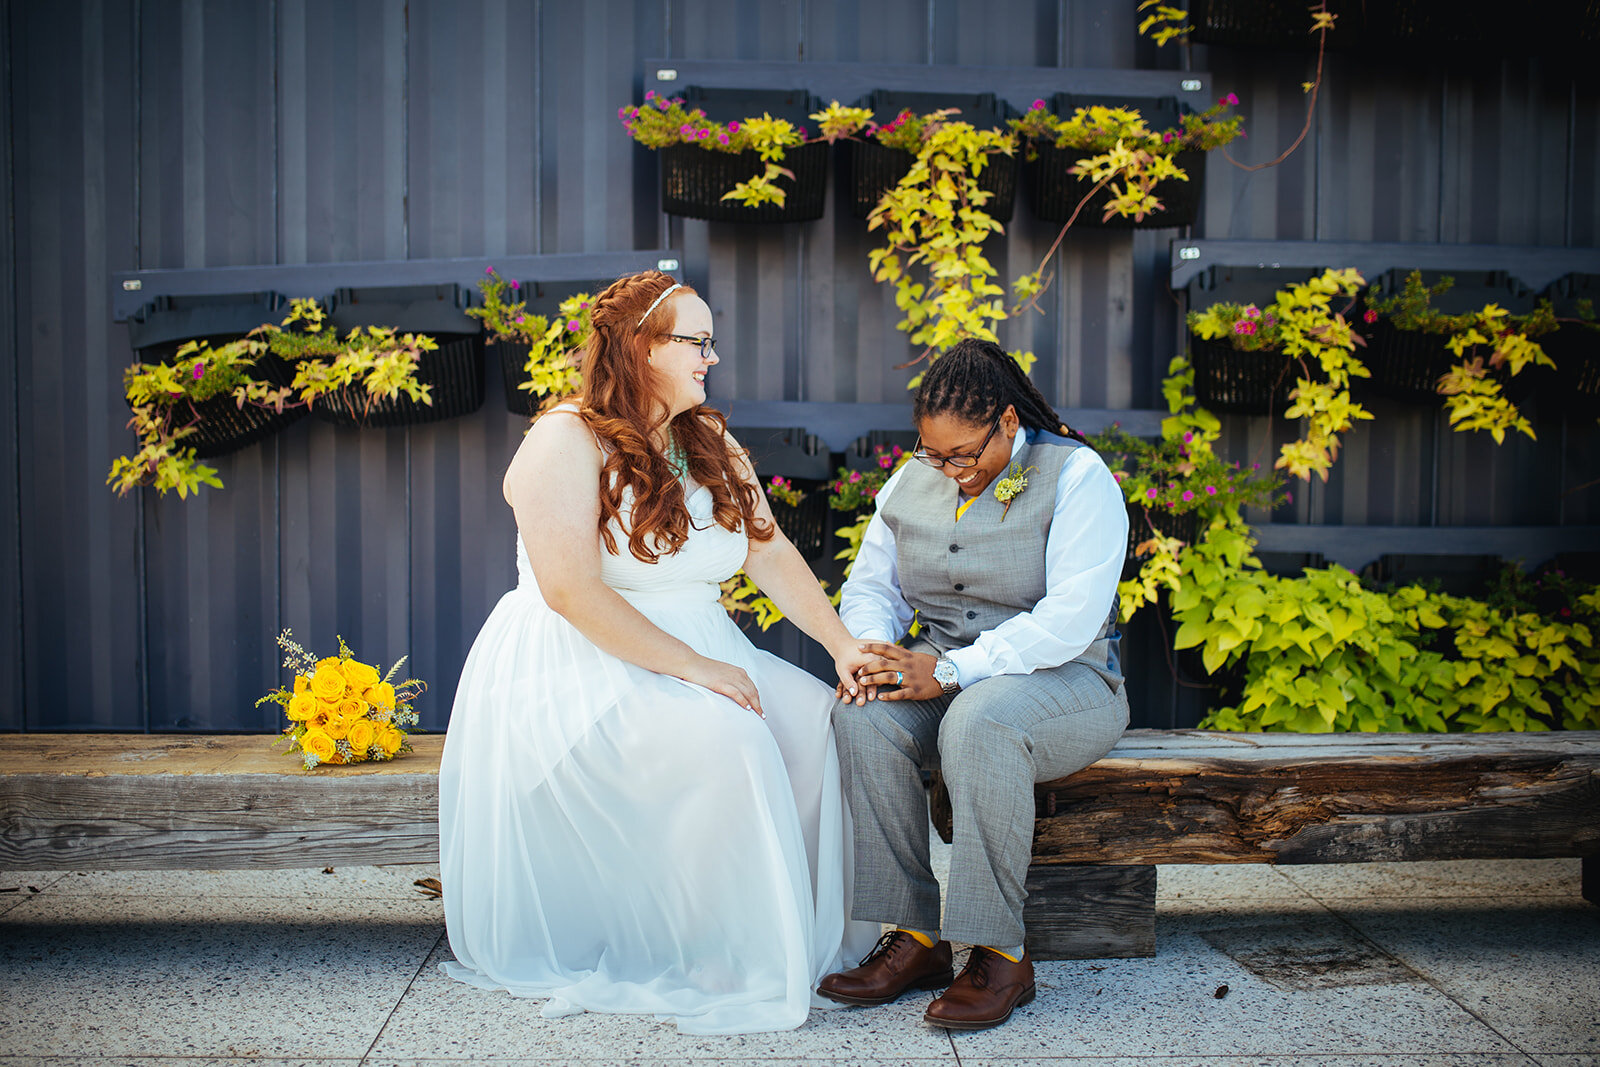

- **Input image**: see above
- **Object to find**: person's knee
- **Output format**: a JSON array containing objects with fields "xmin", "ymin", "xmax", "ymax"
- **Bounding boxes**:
[
  {"xmin": 833, "ymin": 697, "xmax": 925, "ymax": 764},
  {"xmin": 937, "ymin": 701, "xmax": 1027, "ymax": 781}
]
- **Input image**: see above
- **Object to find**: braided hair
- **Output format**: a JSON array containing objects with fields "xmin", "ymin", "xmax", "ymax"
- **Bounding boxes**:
[{"xmin": 912, "ymin": 338, "xmax": 1087, "ymax": 443}]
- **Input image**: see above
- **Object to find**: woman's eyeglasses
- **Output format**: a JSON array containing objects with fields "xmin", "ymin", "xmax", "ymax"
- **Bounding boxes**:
[
  {"xmin": 666, "ymin": 334, "xmax": 717, "ymax": 358},
  {"xmin": 911, "ymin": 416, "xmax": 1001, "ymax": 469}
]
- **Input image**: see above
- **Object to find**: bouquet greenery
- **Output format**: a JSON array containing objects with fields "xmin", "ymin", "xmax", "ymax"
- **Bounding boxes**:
[{"xmin": 258, "ymin": 629, "xmax": 425, "ymax": 770}]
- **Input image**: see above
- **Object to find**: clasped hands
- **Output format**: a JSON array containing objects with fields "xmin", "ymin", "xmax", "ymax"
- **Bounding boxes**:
[{"xmin": 833, "ymin": 642, "xmax": 945, "ymax": 706}]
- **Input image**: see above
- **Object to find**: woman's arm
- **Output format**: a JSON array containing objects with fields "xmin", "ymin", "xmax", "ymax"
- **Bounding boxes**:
[
  {"xmin": 731, "ymin": 439, "xmax": 871, "ymax": 699},
  {"xmin": 506, "ymin": 412, "xmax": 764, "ymax": 715}
]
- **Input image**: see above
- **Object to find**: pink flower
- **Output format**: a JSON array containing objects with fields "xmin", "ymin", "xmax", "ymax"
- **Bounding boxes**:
[
  {"xmin": 1183, "ymin": 431, "xmax": 1193, "ymax": 443},
  {"xmin": 1182, "ymin": 490, "xmax": 1194, "ymax": 502},
  {"xmin": 698, "ymin": 128, "xmax": 710, "ymax": 139},
  {"xmin": 645, "ymin": 90, "xmax": 656, "ymax": 100},
  {"xmin": 1221, "ymin": 92, "xmax": 1239, "ymax": 106},
  {"xmin": 799, "ymin": 126, "xmax": 811, "ymax": 139},
  {"xmin": 1032, "ymin": 99, "xmax": 1045, "ymax": 110},
  {"xmin": 509, "ymin": 280, "xmax": 519, "ymax": 290},
  {"xmin": 192, "ymin": 363, "xmax": 205, "ymax": 380},
  {"xmin": 849, "ymin": 471, "xmax": 862, "ymax": 483},
  {"xmin": 1286, "ymin": 491, "xmax": 1294, "ymax": 504},
  {"xmin": 878, "ymin": 455, "xmax": 893, "ymax": 469},
  {"xmin": 1234, "ymin": 321, "xmax": 1258, "ymax": 335},
  {"xmin": 1162, "ymin": 131, "xmax": 1175, "ymax": 144},
  {"xmin": 1146, "ymin": 488, "xmax": 1158, "ymax": 500},
  {"xmin": 727, "ymin": 121, "xmax": 740, "ymax": 133},
  {"xmin": 567, "ymin": 320, "xmax": 581, "ymax": 332},
  {"xmin": 1364, "ymin": 309, "xmax": 1379, "ymax": 324},
  {"xmin": 1114, "ymin": 471, "xmax": 1127, "ymax": 482},
  {"xmin": 656, "ymin": 98, "xmax": 670, "ymax": 110},
  {"xmin": 1206, "ymin": 485, "xmax": 1217, "ymax": 495},
  {"xmin": 618, "ymin": 106, "xmax": 628, "ymax": 119},
  {"xmin": 718, "ymin": 133, "xmax": 730, "ymax": 145},
  {"xmin": 485, "ymin": 265, "xmax": 495, "ymax": 274},
  {"xmin": 1244, "ymin": 305, "xmax": 1261, "ymax": 318},
  {"xmin": 515, "ymin": 315, "xmax": 526, "ymax": 324},
  {"xmin": 579, "ymin": 301, "xmax": 589, "ymax": 309},
  {"xmin": 679, "ymin": 124, "xmax": 693, "ymax": 136}
]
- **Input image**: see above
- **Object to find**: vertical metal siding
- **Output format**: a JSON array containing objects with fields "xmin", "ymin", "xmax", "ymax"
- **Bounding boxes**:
[
  {"xmin": 0, "ymin": 0, "xmax": 22, "ymax": 729},
  {"xmin": 13, "ymin": 0, "xmax": 143, "ymax": 729},
  {"xmin": 3, "ymin": 1, "xmax": 1597, "ymax": 732}
]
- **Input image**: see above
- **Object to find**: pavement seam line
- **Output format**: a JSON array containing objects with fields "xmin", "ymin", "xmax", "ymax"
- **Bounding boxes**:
[
  {"xmin": 360, "ymin": 926, "xmax": 447, "ymax": 1065},
  {"xmin": 1306, "ymin": 891, "xmax": 1541, "ymax": 1062}
]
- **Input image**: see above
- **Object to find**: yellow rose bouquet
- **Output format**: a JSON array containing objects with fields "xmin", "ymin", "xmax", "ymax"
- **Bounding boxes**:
[{"xmin": 257, "ymin": 629, "xmax": 426, "ymax": 770}]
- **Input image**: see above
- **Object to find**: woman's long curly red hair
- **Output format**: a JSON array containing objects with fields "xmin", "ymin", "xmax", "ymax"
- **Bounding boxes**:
[{"xmin": 552, "ymin": 270, "xmax": 773, "ymax": 563}]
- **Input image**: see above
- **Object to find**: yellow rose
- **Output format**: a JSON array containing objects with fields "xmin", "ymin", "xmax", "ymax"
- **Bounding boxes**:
[
  {"xmin": 365, "ymin": 681, "xmax": 397, "ymax": 712},
  {"xmin": 376, "ymin": 724, "xmax": 404, "ymax": 756},
  {"xmin": 346, "ymin": 718, "xmax": 377, "ymax": 754},
  {"xmin": 345, "ymin": 660, "xmax": 381, "ymax": 691},
  {"xmin": 301, "ymin": 728, "xmax": 336, "ymax": 763},
  {"xmin": 338, "ymin": 696, "xmax": 367, "ymax": 721},
  {"xmin": 293, "ymin": 674, "xmax": 311, "ymax": 695},
  {"xmin": 287, "ymin": 692, "xmax": 317, "ymax": 722},
  {"xmin": 311, "ymin": 664, "xmax": 346, "ymax": 702},
  {"xmin": 323, "ymin": 715, "xmax": 350, "ymax": 741}
]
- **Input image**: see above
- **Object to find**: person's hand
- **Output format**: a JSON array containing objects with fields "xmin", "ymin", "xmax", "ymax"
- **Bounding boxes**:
[
  {"xmin": 831, "ymin": 645, "xmax": 878, "ymax": 707},
  {"xmin": 856, "ymin": 643, "xmax": 943, "ymax": 702},
  {"xmin": 682, "ymin": 656, "xmax": 764, "ymax": 717}
]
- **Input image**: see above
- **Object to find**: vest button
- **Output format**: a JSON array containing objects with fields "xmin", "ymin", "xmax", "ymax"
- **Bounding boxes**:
[
  {"xmin": 965, "ymin": 610, "xmax": 977, "ymax": 620},
  {"xmin": 949, "ymin": 543, "xmax": 960, "ymax": 552},
  {"xmin": 954, "ymin": 583, "xmax": 965, "ymax": 591}
]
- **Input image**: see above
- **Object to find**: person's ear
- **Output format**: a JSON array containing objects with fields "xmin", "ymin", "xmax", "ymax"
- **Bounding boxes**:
[{"xmin": 1003, "ymin": 404, "xmax": 1019, "ymax": 437}]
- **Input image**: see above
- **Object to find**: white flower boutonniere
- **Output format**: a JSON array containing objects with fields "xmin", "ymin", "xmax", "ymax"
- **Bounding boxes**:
[{"xmin": 993, "ymin": 462, "xmax": 1037, "ymax": 522}]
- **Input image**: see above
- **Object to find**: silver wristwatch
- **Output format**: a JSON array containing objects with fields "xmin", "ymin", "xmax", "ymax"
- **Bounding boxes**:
[{"xmin": 932, "ymin": 655, "xmax": 961, "ymax": 695}]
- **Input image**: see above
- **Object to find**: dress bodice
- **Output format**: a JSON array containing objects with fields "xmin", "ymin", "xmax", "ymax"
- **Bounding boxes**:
[{"xmin": 515, "ymin": 480, "xmax": 749, "ymax": 607}]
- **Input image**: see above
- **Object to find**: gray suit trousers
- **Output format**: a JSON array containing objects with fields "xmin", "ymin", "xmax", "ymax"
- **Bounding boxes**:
[{"xmin": 832, "ymin": 655, "xmax": 1129, "ymax": 950}]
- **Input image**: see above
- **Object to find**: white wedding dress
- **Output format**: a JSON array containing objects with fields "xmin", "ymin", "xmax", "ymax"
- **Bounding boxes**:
[{"xmin": 438, "ymin": 461, "xmax": 877, "ymax": 1034}]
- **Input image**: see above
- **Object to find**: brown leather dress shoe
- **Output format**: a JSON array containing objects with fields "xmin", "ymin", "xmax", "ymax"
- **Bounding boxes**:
[
  {"xmin": 923, "ymin": 945, "xmax": 1036, "ymax": 1030},
  {"xmin": 816, "ymin": 930, "xmax": 955, "ymax": 1006}
]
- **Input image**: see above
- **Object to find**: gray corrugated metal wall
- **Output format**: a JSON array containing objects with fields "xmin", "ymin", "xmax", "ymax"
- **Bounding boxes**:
[{"xmin": 3, "ymin": 0, "xmax": 1595, "ymax": 732}]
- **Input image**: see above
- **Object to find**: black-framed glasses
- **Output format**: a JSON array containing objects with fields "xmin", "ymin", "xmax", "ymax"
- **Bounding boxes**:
[
  {"xmin": 666, "ymin": 333, "xmax": 717, "ymax": 358},
  {"xmin": 912, "ymin": 416, "xmax": 1001, "ymax": 469}
]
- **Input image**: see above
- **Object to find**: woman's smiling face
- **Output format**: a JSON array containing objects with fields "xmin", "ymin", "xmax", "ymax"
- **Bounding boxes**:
[
  {"xmin": 648, "ymin": 293, "xmax": 718, "ymax": 418},
  {"xmin": 914, "ymin": 404, "xmax": 1019, "ymax": 498}
]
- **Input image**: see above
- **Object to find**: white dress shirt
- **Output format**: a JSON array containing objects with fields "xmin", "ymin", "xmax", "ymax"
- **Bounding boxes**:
[{"xmin": 838, "ymin": 429, "xmax": 1128, "ymax": 688}]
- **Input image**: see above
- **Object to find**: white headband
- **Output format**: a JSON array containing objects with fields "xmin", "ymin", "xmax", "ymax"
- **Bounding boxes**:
[{"xmin": 637, "ymin": 282, "xmax": 682, "ymax": 327}]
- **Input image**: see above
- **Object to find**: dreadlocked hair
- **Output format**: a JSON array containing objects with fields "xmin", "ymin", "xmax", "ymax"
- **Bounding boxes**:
[
  {"xmin": 912, "ymin": 338, "xmax": 1088, "ymax": 443},
  {"xmin": 546, "ymin": 269, "xmax": 773, "ymax": 564}
]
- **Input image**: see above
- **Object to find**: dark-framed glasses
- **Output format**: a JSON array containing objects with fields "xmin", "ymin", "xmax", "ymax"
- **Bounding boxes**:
[
  {"xmin": 912, "ymin": 416, "xmax": 1001, "ymax": 469},
  {"xmin": 666, "ymin": 333, "xmax": 717, "ymax": 358}
]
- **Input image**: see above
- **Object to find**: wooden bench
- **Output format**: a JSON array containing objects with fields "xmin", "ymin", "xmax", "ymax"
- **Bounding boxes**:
[
  {"xmin": 5, "ymin": 731, "xmax": 1597, "ymax": 964},
  {"xmin": 933, "ymin": 730, "xmax": 1600, "ymax": 959}
]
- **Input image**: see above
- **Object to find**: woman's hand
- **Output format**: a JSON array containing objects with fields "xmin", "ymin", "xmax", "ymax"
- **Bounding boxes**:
[
  {"xmin": 856, "ymin": 643, "xmax": 944, "ymax": 702},
  {"xmin": 831, "ymin": 646, "xmax": 878, "ymax": 706},
  {"xmin": 681, "ymin": 656, "xmax": 765, "ymax": 718}
]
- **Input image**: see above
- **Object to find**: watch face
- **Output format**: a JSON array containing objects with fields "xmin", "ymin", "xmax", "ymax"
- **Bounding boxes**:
[{"xmin": 934, "ymin": 658, "xmax": 958, "ymax": 686}]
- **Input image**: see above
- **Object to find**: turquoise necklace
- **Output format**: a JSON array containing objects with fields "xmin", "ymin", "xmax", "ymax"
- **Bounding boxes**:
[{"xmin": 664, "ymin": 433, "xmax": 689, "ymax": 482}]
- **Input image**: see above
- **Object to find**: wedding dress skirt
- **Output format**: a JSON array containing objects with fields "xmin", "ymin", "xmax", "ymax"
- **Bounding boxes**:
[{"xmin": 439, "ymin": 481, "xmax": 876, "ymax": 1034}]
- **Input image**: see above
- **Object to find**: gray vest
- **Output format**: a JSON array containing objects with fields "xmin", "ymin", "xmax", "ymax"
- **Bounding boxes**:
[{"xmin": 879, "ymin": 431, "xmax": 1122, "ymax": 685}]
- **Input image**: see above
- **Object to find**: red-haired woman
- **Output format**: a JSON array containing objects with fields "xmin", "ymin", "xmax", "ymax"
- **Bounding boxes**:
[{"xmin": 439, "ymin": 271, "xmax": 879, "ymax": 1034}]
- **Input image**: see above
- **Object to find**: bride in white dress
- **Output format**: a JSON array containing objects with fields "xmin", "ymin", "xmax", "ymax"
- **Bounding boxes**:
[{"xmin": 438, "ymin": 271, "xmax": 879, "ymax": 1034}]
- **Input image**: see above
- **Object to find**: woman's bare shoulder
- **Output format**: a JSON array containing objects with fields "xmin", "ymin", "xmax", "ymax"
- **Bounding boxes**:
[{"xmin": 504, "ymin": 407, "xmax": 602, "ymax": 505}]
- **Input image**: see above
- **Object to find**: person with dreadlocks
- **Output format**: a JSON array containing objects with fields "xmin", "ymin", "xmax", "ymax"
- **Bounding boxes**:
[
  {"xmin": 815, "ymin": 337, "xmax": 1129, "ymax": 1030},
  {"xmin": 439, "ymin": 270, "xmax": 878, "ymax": 1034}
]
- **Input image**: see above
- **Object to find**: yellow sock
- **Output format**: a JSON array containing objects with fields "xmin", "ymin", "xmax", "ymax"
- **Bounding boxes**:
[
  {"xmin": 984, "ymin": 944, "xmax": 1023, "ymax": 963},
  {"xmin": 896, "ymin": 927, "xmax": 937, "ymax": 948}
]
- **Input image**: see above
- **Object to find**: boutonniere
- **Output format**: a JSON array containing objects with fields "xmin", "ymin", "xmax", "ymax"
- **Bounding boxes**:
[{"xmin": 993, "ymin": 463, "xmax": 1037, "ymax": 521}]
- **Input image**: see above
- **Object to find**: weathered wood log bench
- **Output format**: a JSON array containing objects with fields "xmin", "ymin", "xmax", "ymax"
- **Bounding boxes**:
[
  {"xmin": 5, "ymin": 731, "xmax": 1597, "ymax": 964},
  {"xmin": 933, "ymin": 730, "xmax": 1600, "ymax": 959}
]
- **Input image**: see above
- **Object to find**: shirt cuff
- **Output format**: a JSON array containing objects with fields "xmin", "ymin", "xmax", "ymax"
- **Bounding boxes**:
[{"xmin": 943, "ymin": 645, "xmax": 995, "ymax": 689}]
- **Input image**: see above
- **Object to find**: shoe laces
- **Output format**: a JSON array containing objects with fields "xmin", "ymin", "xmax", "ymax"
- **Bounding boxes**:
[
  {"xmin": 860, "ymin": 929, "xmax": 911, "ymax": 967},
  {"xmin": 961, "ymin": 946, "xmax": 997, "ymax": 989}
]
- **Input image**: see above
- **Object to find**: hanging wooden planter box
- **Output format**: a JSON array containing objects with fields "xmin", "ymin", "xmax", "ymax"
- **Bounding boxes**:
[
  {"xmin": 846, "ymin": 138, "xmax": 1017, "ymax": 222},
  {"xmin": 1356, "ymin": 318, "xmax": 1456, "ymax": 405},
  {"xmin": 127, "ymin": 291, "xmax": 307, "ymax": 457},
  {"xmin": 1025, "ymin": 145, "xmax": 1205, "ymax": 229},
  {"xmin": 182, "ymin": 355, "xmax": 307, "ymax": 458},
  {"xmin": 1186, "ymin": 0, "xmax": 1363, "ymax": 49},
  {"xmin": 1541, "ymin": 326, "xmax": 1600, "ymax": 417},
  {"xmin": 310, "ymin": 284, "xmax": 486, "ymax": 428},
  {"xmin": 310, "ymin": 335, "xmax": 485, "ymax": 429},
  {"xmin": 1123, "ymin": 503, "xmax": 1204, "ymax": 578},
  {"xmin": 660, "ymin": 142, "xmax": 829, "ymax": 223},
  {"xmin": 495, "ymin": 340, "xmax": 539, "ymax": 418},
  {"xmin": 1189, "ymin": 338, "xmax": 1305, "ymax": 415}
]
